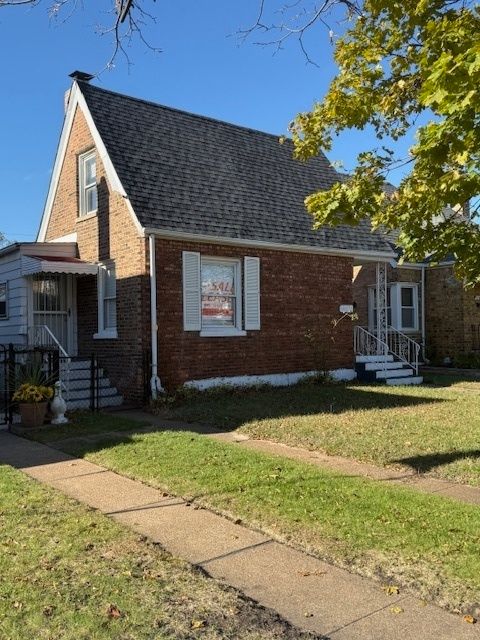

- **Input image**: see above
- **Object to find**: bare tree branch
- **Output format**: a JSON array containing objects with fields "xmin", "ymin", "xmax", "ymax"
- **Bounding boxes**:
[
  {"xmin": 238, "ymin": 0, "xmax": 363, "ymax": 65},
  {"xmin": 0, "ymin": 0, "xmax": 161, "ymax": 73}
]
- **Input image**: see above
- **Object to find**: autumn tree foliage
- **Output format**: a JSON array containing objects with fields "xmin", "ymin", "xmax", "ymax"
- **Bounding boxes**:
[{"xmin": 286, "ymin": 0, "xmax": 479, "ymax": 283}]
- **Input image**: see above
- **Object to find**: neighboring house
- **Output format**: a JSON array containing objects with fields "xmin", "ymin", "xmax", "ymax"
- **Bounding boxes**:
[
  {"xmin": 2, "ymin": 71, "xmax": 427, "ymax": 406},
  {"xmin": 353, "ymin": 254, "xmax": 480, "ymax": 367}
]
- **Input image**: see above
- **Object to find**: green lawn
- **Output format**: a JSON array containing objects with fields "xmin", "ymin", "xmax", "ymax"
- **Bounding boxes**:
[
  {"xmin": 163, "ymin": 375, "xmax": 480, "ymax": 485},
  {"xmin": 38, "ymin": 416, "xmax": 480, "ymax": 613},
  {"xmin": 0, "ymin": 464, "xmax": 311, "ymax": 640}
]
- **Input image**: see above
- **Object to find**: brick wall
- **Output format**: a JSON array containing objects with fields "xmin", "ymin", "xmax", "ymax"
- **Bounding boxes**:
[
  {"xmin": 44, "ymin": 106, "xmax": 149, "ymax": 403},
  {"xmin": 425, "ymin": 266, "xmax": 480, "ymax": 362},
  {"xmin": 155, "ymin": 238, "xmax": 354, "ymax": 389}
]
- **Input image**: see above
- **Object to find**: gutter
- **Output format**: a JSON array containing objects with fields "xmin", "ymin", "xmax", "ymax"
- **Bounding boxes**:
[
  {"xmin": 149, "ymin": 234, "xmax": 164, "ymax": 398},
  {"xmin": 144, "ymin": 227, "xmax": 396, "ymax": 262}
]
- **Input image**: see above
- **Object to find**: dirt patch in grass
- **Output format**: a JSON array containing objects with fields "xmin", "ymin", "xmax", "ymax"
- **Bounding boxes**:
[{"xmin": 0, "ymin": 464, "xmax": 318, "ymax": 640}]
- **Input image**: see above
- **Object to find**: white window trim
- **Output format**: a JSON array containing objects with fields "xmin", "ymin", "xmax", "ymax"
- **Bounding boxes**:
[
  {"xmin": 367, "ymin": 282, "xmax": 419, "ymax": 333},
  {"xmin": 396, "ymin": 283, "xmax": 419, "ymax": 332},
  {"xmin": 94, "ymin": 262, "xmax": 118, "ymax": 340},
  {"xmin": 0, "ymin": 282, "xmax": 7, "ymax": 320},
  {"xmin": 199, "ymin": 256, "xmax": 246, "ymax": 338},
  {"xmin": 78, "ymin": 149, "xmax": 98, "ymax": 218}
]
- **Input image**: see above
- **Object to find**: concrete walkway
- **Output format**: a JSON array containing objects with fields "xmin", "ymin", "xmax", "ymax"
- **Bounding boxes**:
[
  {"xmin": 119, "ymin": 410, "xmax": 480, "ymax": 507},
  {"xmin": 0, "ymin": 429, "xmax": 478, "ymax": 640}
]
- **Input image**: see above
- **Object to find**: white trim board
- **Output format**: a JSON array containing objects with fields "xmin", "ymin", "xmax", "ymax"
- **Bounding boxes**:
[
  {"xmin": 37, "ymin": 81, "xmax": 144, "ymax": 242},
  {"xmin": 184, "ymin": 369, "xmax": 356, "ymax": 390}
]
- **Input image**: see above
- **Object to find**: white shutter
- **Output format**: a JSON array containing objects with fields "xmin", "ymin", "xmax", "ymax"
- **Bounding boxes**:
[
  {"xmin": 244, "ymin": 256, "xmax": 260, "ymax": 330},
  {"xmin": 182, "ymin": 251, "xmax": 201, "ymax": 331}
]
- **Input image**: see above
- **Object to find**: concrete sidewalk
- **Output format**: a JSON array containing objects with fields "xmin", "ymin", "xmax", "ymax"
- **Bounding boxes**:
[
  {"xmin": 120, "ymin": 410, "xmax": 480, "ymax": 507},
  {"xmin": 0, "ymin": 429, "xmax": 477, "ymax": 640}
]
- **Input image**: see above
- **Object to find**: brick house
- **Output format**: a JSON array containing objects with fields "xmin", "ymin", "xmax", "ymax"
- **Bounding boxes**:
[{"xmin": 3, "ymin": 72, "xmax": 429, "ymax": 406}]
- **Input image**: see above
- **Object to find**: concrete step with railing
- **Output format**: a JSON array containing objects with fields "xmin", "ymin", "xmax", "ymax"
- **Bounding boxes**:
[
  {"xmin": 60, "ymin": 358, "xmax": 123, "ymax": 410},
  {"xmin": 354, "ymin": 326, "xmax": 423, "ymax": 386}
]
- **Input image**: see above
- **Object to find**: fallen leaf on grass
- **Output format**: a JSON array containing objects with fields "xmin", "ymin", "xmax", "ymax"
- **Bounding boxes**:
[
  {"xmin": 383, "ymin": 585, "xmax": 400, "ymax": 596},
  {"xmin": 43, "ymin": 605, "xmax": 54, "ymax": 617},
  {"xmin": 463, "ymin": 615, "xmax": 477, "ymax": 624},
  {"xmin": 106, "ymin": 604, "xmax": 122, "ymax": 619},
  {"xmin": 390, "ymin": 606, "xmax": 404, "ymax": 614},
  {"xmin": 191, "ymin": 619, "xmax": 206, "ymax": 629}
]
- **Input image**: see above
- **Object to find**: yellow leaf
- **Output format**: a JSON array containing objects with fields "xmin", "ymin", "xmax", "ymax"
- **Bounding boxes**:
[
  {"xmin": 463, "ymin": 615, "xmax": 477, "ymax": 624},
  {"xmin": 191, "ymin": 619, "xmax": 206, "ymax": 629},
  {"xmin": 390, "ymin": 606, "xmax": 404, "ymax": 614},
  {"xmin": 383, "ymin": 585, "xmax": 400, "ymax": 595}
]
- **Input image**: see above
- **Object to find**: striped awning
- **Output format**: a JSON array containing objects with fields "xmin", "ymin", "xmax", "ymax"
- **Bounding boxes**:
[{"xmin": 21, "ymin": 255, "xmax": 98, "ymax": 276}]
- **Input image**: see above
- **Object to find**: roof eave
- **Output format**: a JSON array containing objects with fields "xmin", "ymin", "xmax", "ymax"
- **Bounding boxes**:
[{"xmin": 144, "ymin": 227, "xmax": 395, "ymax": 261}]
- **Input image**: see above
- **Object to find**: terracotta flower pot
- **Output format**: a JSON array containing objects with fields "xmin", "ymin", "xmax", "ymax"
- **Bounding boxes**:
[{"xmin": 18, "ymin": 402, "xmax": 48, "ymax": 428}]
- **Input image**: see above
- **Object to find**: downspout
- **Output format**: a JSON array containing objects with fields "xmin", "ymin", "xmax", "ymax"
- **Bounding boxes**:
[
  {"xmin": 149, "ymin": 234, "xmax": 163, "ymax": 398},
  {"xmin": 421, "ymin": 265, "xmax": 426, "ymax": 361}
]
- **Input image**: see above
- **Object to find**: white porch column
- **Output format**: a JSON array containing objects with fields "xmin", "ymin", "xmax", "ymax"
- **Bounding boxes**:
[{"xmin": 375, "ymin": 262, "xmax": 388, "ymax": 354}]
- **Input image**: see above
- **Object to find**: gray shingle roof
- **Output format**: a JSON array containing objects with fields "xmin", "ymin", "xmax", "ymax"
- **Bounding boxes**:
[{"xmin": 80, "ymin": 82, "xmax": 392, "ymax": 256}]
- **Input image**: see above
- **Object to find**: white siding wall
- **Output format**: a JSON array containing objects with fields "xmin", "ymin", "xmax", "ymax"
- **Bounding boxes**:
[{"xmin": 0, "ymin": 248, "xmax": 28, "ymax": 346}]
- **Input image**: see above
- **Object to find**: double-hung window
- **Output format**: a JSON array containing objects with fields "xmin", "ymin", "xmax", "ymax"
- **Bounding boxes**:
[
  {"xmin": 0, "ymin": 283, "xmax": 7, "ymax": 319},
  {"xmin": 399, "ymin": 285, "xmax": 418, "ymax": 331},
  {"xmin": 78, "ymin": 150, "xmax": 98, "ymax": 217},
  {"xmin": 201, "ymin": 258, "xmax": 239, "ymax": 330},
  {"xmin": 368, "ymin": 282, "xmax": 419, "ymax": 332},
  {"xmin": 95, "ymin": 262, "xmax": 117, "ymax": 339},
  {"xmin": 183, "ymin": 252, "xmax": 260, "ymax": 336}
]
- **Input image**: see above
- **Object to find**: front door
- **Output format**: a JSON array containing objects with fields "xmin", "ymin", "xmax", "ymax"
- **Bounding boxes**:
[{"xmin": 32, "ymin": 273, "xmax": 75, "ymax": 355}]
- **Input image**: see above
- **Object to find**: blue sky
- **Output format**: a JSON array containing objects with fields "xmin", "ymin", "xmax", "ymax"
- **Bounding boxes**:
[{"xmin": 1, "ymin": 0, "xmax": 413, "ymax": 242}]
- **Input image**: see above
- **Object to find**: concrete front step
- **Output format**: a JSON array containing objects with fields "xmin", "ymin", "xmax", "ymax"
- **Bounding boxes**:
[
  {"xmin": 65, "ymin": 377, "xmax": 113, "ymax": 392},
  {"xmin": 355, "ymin": 355, "xmax": 394, "ymax": 363},
  {"xmin": 386, "ymin": 376, "xmax": 424, "ymax": 386},
  {"xmin": 65, "ymin": 386, "xmax": 122, "ymax": 402},
  {"xmin": 376, "ymin": 368, "xmax": 413, "ymax": 379},
  {"xmin": 60, "ymin": 359, "xmax": 123, "ymax": 409},
  {"xmin": 61, "ymin": 368, "xmax": 105, "ymax": 382},
  {"xmin": 364, "ymin": 361, "xmax": 405, "ymax": 371}
]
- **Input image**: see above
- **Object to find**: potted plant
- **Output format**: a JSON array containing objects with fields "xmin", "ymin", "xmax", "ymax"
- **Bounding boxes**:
[{"xmin": 13, "ymin": 382, "xmax": 53, "ymax": 428}]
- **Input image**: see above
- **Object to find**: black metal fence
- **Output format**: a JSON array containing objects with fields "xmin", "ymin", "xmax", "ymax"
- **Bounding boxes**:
[{"xmin": 0, "ymin": 344, "xmax": 100, "ymax": 426}]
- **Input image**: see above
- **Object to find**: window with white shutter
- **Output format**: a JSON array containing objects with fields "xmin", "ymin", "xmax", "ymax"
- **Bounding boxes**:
[
  {"xmin": 183, "ymin": 251, "xmax": 201, "ymax": 331},
  {"xmin": 182, "ymin": 252, "xmax": 261, "ymax": 336},
  {"xmin": 244, "ymin": 256, "xmax": 260, "ymax": 330}
]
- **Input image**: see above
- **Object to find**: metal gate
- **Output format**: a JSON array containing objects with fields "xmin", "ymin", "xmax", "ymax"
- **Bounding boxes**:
[{"xmin": 0, "ymin": 344, "xmax": 59, "ymax": 426}]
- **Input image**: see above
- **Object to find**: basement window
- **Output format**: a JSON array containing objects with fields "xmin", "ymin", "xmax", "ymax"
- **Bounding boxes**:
[{"xmin": 78, "ymin": 150, "xmax": 98, "ymax": 217}]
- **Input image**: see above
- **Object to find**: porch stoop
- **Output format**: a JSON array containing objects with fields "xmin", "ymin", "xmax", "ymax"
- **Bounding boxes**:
[
  {"xmin": 355, "ymin": 355, "xmax": 423, "ymax": 386},
  {"xmin": 61, "ymin": 359, "xmax": 123, "ymax": 410}
]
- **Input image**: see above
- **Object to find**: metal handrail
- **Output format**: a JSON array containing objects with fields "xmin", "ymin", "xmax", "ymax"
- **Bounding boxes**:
[
  {"xmin": 354, "ymin": 325, "xmax": 420, "ymax": 375},
  {"xmin": 27, "ymin": 325, "xmax": 70, "ymax": 358},
  {"xmin": 354, "ymin": 326, "xmax": 389, "ymax": 358},
  {"xmin": 386, "ymin": 326, "xmax": 420, "ymax": 375}
]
